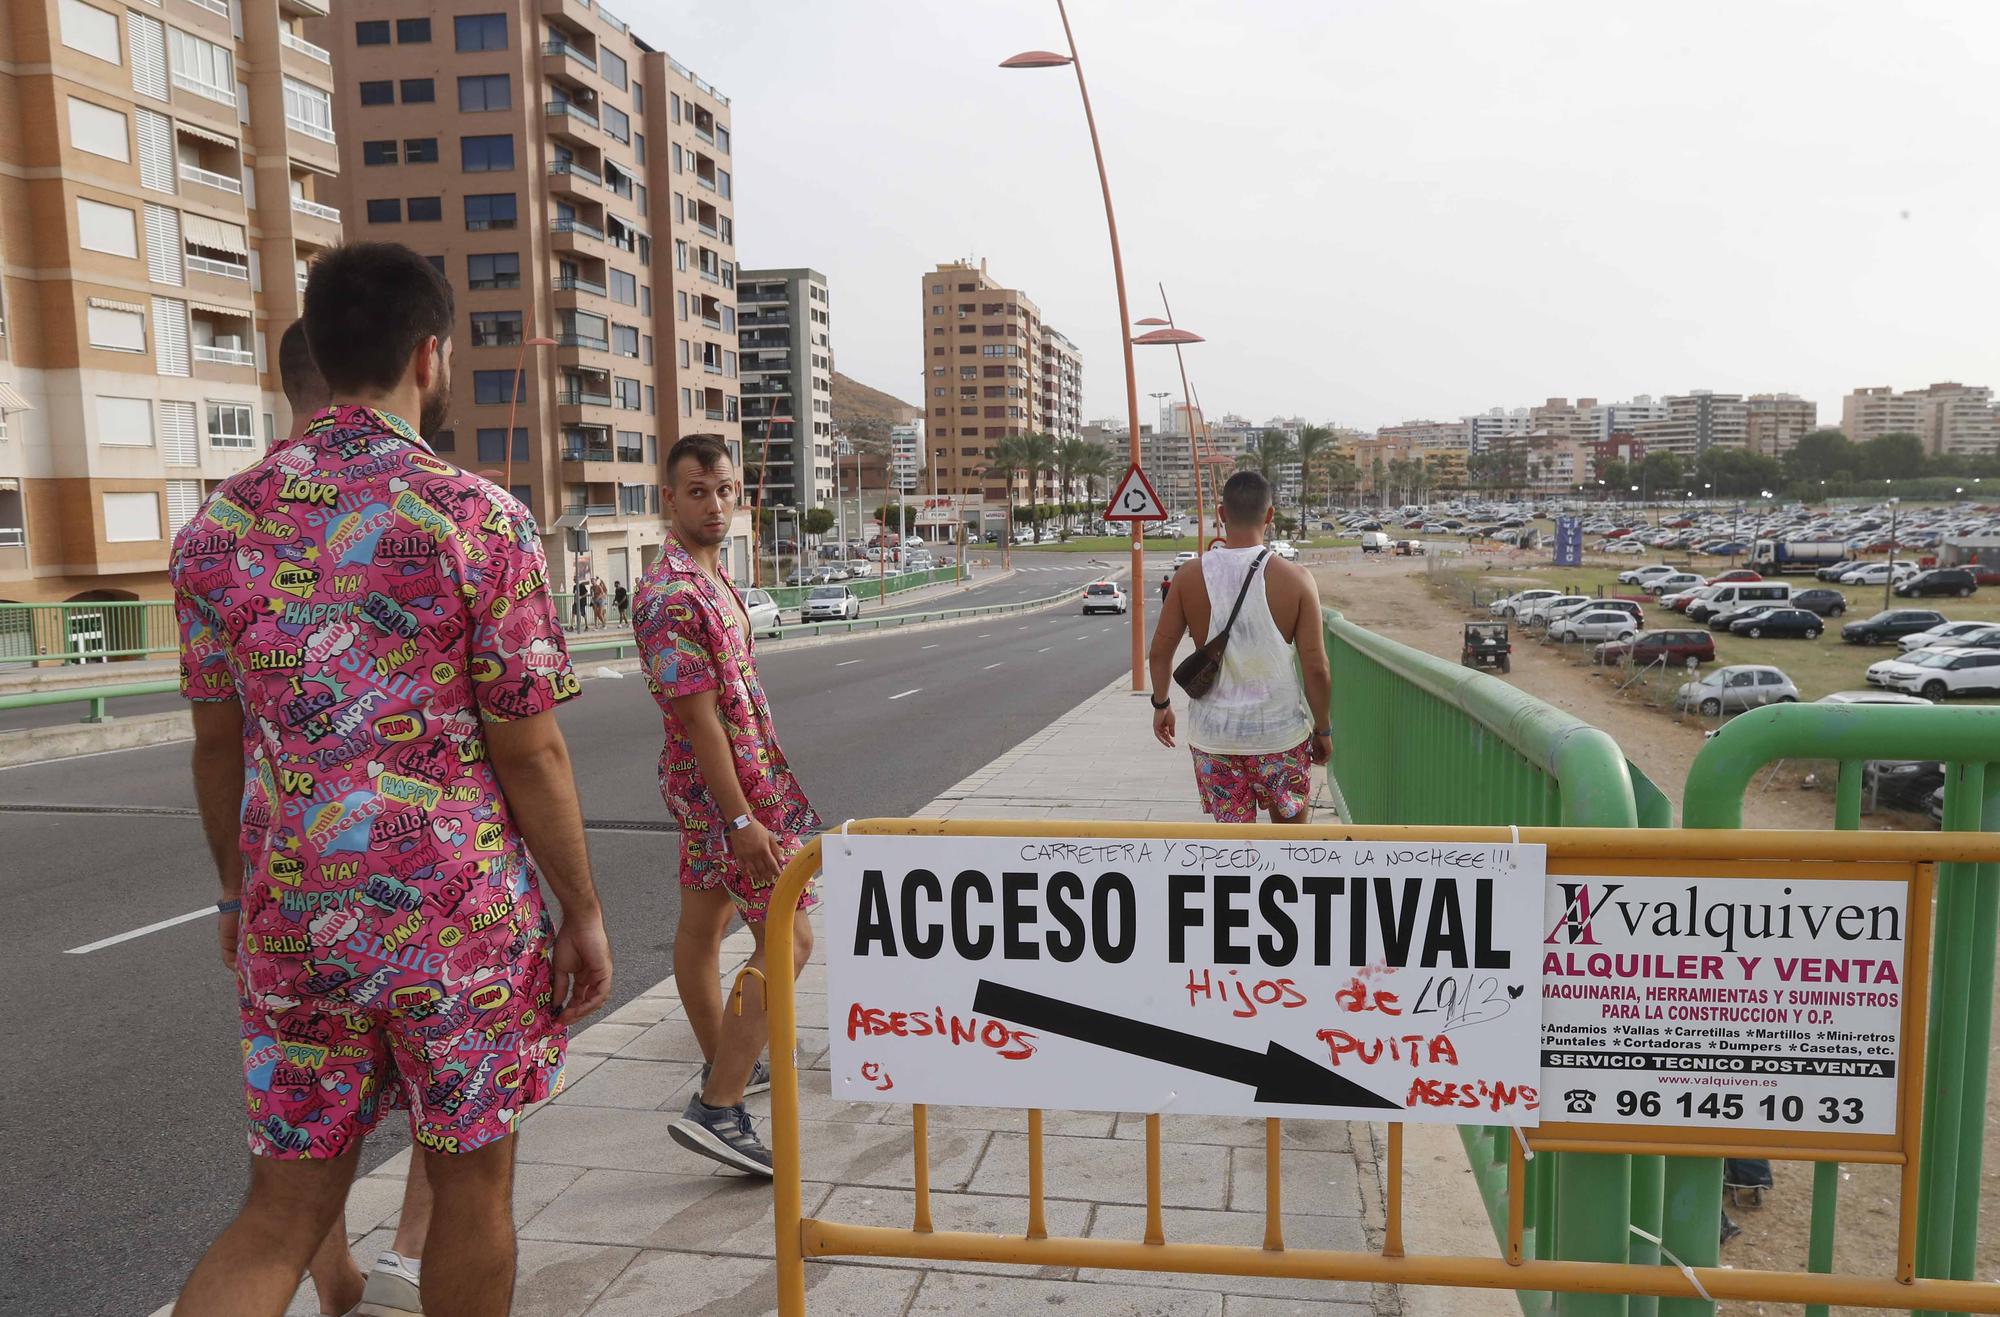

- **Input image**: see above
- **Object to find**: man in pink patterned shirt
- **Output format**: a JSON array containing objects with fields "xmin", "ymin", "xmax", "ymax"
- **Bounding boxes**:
[{"xmin": 171, "ymin": 244, "xmax": 612, "ymax": 1317}]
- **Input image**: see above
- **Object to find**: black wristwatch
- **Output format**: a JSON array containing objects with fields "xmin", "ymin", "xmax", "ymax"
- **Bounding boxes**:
[
  {"xmin": 1312, "ymin": 728, "xmax": 1331, "ymax": 738},
  {"xmin": 1149, "ymin": 695, "xmax": 1171, "ymax": 710}
]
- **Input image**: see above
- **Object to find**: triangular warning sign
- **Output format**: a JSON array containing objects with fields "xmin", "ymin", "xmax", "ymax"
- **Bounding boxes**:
[{"xmin": 1103, "ymin": 463, "xmax": 1167, "ymax": 521}]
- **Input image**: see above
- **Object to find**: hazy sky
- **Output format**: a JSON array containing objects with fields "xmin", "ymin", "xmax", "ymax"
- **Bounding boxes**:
[{"xmin": 636, "ymin": 1, "xmax": 2000, "ymax": 433}]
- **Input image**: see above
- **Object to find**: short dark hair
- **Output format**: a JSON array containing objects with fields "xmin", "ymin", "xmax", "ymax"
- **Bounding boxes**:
[
  {"xmin": 302, "ymin": 243, "xmax": 453, "ymax": 395},
  {"xmin": 1221, "ymin": 470, "xmax": 1272, "ymax": 525},
  {"xmin": 666, "ymin": 433, "xmax": 733, "ymax": 486},
  {"xmin": 277, "ymin": 321, "xmax": 328, "ymax": 414}
]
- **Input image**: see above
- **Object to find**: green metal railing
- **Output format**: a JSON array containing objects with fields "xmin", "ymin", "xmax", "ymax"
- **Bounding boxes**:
[
  {"xmin": 0, "ymin": 600, "xmax": 176, "ymax": 666},
  {"xmin": 1683, "ymin": 704, "xmax": 2000, "ymax": 1317}
]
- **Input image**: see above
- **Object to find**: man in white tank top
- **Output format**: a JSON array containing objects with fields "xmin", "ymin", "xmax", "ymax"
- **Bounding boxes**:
[{"xmin": 1146, "ymin": 471, "xmax": 1333, "ymax": 823}]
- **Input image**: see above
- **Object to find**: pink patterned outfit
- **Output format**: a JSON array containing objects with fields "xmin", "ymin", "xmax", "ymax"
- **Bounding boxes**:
[
  {"xmin": 171, "ymin": 405, "xmax": 579, "ymax": 1159},
  {"xmin": 633, "ymin": 534, "xmax": 822, "ymax": 920}
]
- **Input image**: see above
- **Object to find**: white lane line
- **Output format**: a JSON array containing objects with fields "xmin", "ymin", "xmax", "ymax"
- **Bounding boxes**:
[
  {"xmin": 1037, "ymin": 646, "xmax": 1052, "ymax": 654},
  {"xmin": 889, "ymin": 688, "xmax": 922, "ymax": 700},
  {"xmin": 977, "ymin": 633, "xmax": 992, "ymax": 638},
  {"xmin": 67, "ymin": 905, "xmax": 216, "ymax": 955},
  {"xmin": 921, "ymin": 644, "xmax": 939, "ymax": 650},
  {"xmin": 1017, "ymin": 625, "xmax": 1029, "ymax": 630},
  {"xmin": 984, "ymin": 662, "xmax": 1005, "ymax": 671},
  {"xmin": 836, "ymin": 659, "xmax": 862, "ymax": 667}
]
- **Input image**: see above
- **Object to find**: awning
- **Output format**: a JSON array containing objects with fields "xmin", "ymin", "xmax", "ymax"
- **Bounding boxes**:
[
  {"xmin": 88, "ymin": 297, "xmax": 145, "ymax": 314},
  {"xmin": 176, "ymin": 120, "xmax": 238, "ymax": 150},
  {"xmin": 0, "ymin": 478, "xmax": 19, "ymax": 492},
  {"xmin": 183, "ymin": 214, "xmax": 247, "ymax": 256},
  {"xmin": 0, "ymin": 382, "xmax": 30, "ymax": 412},
  {"xmin": 188, "ymin": 300, "xmax": 250, "ymax": 319},
  {"xmin": 551, "ymin": 511, "xmax": 591, "ymax": 530}
]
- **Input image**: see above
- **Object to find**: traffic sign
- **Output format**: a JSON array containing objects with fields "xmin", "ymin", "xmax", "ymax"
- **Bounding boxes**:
[
  {"xmin": 825, "ymin": 834, "xmax": 1548, "ymax": 1123},
  {"xmin": 913, "ymin": 494, "xmax": 982, "ymax": 527},
  {"xmin": 1103, "ymin": 464, "xmax": 1167, "ymax": 521}
]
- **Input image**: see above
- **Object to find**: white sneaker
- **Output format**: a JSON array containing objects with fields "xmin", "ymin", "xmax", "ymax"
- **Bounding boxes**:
[{"xmin": 354, "ymin": 1251, "xmax": 423, "ymax": 1316}]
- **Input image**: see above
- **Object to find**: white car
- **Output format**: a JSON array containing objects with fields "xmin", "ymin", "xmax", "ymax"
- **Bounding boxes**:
[
  {"xmin": 1269, "ymin": 540, "xmax": 1300, "ymax": 561},
  {"xmin": 800, "ymin": 585, "xmax": 862, "ymax": 622},
  {"xmin": 1173, "ymin": 550, "xmax": 1199, "ymax": 569},
  {"xmin": 1520, "ymin": 595, "xmax": 1593, "ymax": 627},
  {"xmin": 1617, "ymin": 565, "xmax": 1678, "ymax": 585},
  {"xmin": 1839, "ymin": 562, "xmax": 1918, "ymax": 586},
  {"xmin": 1896, "ymin": 620, "xmax": 2000, "ymax": 653},
  {"xmin": 1870, "ymin": 646, "xmax": 2000, "ymax": 699},
  {"xmin": 1603, "ymin": 539, "xmax": 1647, "ymax": 555},
  {"xmin": 1081, "ymin": 581, "xmax": 1127, "ymax": 615},
  {"xmin": 1645, "ymin": 572, "xmax": 1706, "ymax": 597},
  {"xmin": 1549, "ymin": 609, "xmax": 1641, "ymax": 644},
  {"xmin": 1491, "ymin": 588, "xmax": 1560, "ymax": 618},
  {"xmin": 742, "ymin": 587, "xmax": 782, "ymax": 638}
]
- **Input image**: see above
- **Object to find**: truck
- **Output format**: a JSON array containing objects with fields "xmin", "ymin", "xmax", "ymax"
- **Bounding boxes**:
[{"xmin": 1750, "ymin": 539, "xmax": 1852, "ymax": 573}]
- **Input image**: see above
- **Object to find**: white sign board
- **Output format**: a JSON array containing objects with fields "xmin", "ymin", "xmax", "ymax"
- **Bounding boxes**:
[
  {"xmin": 1102, "ymin": 465, "xmax": 1166, "ymax": 521},
  {"xmin": 913, "ymin": 494, "xmax": 982, "ymax": 527},
  {"xmin": 1540, "ymin": 874, "xmax": 1908, "ymax": 1134},
  {"xmin": 825, "ymin": 835, "xmax": 1548, "ymax": 1124}
]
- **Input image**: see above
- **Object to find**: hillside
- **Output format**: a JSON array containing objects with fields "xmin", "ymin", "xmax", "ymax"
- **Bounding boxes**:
[{"xmin": 832, "ymin": 370, "xmax": 920, "ymax": 443}]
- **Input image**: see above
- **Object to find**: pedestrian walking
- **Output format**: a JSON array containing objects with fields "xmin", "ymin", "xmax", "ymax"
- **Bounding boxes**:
[
  {"xmin": 1160, "ymin": 571, "xmax": 1172, "ymax": 603},
  {"xmin": 613, "ymin": 580, "xmax": 630, "ymax": 626},
  {"xmin": 634, "ymin": 433, "xmax": 823, "ymax": 1176},
  {"xmin": 571, "ymin": 580, "xmax": 590, "ymax": 632},
  {"xmin": 1146, "ymin": 470, "xmax": 1332, "ymax": 823},
  {"xmin": 591, "ymin": 576, "xmax": 608, "ymax": 629},
  {"xmin": 170, "ymin": 243, "xmax": 612, "ymax": 1317}
]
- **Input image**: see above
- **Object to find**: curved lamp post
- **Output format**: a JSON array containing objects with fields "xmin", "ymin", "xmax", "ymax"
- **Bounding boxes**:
[
  {"xmin": 1135, "ymin": 303, "xmax": 1209, "ymax": 554},
  {"xmin": 502, "ymin": 334, "xmax": 558, "ymax": 493},
  {"xmin": 1003, "ymin": 6, "xmax": 1147, "ymax": 690}
]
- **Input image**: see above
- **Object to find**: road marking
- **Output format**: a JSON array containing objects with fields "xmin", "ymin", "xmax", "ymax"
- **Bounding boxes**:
[
  {"xmin": 1037, "ymin": 646, "xmax": 1052, "ymax": 654},
  {"xmin": 1017, "ymin": 625, "xmax": 1029, "ymax": 630},
  {"xmin": 888, "ymin": 688, "xmax": 921, "ymax": 700},
  {"xmin": 977, "ymin": 633, "xmax": 992, "ymax": 638},
  {"xmin": 921, "ymin": 644, "xmax": 939, "ymax": 650},
  {"xmin": 835, "ymin": 659, "xmax": 862, "ymax": 667},
  {"xmin": 983, "ymin": 662, "xmax": 1005, "ymax": 670},
  {"xmin": 67, "ymin": 905, "xmax": 216, "ymax": 955}
]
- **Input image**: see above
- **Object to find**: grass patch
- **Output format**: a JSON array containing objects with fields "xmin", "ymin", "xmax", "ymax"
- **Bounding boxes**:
[{"xmin": 1029, "ymin": 535, "xmax": 1357, "ymax": 553}]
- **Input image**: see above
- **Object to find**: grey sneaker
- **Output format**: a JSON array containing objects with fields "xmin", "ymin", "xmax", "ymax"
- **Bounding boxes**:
[
  {"xmin": 354, "ymin": 1250, "xmax": 423, "ymax": 1316},
  {"xmin": 699, "ymin": 1058, "xmax": 772, "ymax": 1097},
  {"xmin": 669, "ymin": 1095, "xmax": 773, "ymax": 1176}
]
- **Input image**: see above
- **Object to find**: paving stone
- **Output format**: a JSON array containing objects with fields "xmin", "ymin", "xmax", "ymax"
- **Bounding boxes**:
[
  {"xmin": 906, "ymin": 1270, "xmax": 1221, "ymax": 1316},
  {"xmin": 1223, "ymin": 1296, "xmax": 1378, "ymax": 1316},
  {"xmin": 879, "ymin": 1104, "xmax": 1118, "ymax": 1136},
  {"xmin": 796, "ymin": 1117, "xmax": 990, "ymax": 1191},
  {"xmin": 1087, "ymin": 1205, "xmax": 1368, "ymax": 1301},
  {"xmin": 582, "ymin": 1251, "xmax": 921, "ymax": 1316},
  {"xmin": 813, "ymin": 1186, "xmax": 1091, "ymax": 1278},
  {"xmin": 520, "ymin": 1166, "xmax": 833, "ymax": 1254},
  {"xmin": 557, "ymin": 1057, "xmax": 700, "ymax": 1110},
  {"xmin": 1228, "ymin": 1147, "xmax": 1362, "ymax": 1218},
  {"xmin": 970, "ymin": 1132, "xmax": 1230, "ymax": 1210},
  {"xmin": 513, "ymin": 1239, "xmax": 639, "ymax": 1316},
  {"xmin": 614, "ymin": 1017, "xmax": 706, "ymax": 1062},
  {"xmin": 374, "ymin": 1160, "xmax": 587, "ymax": 1231},
  {"xmin": 570, "ymin": 1021, "xmax": 648, "ymax": 1056},
  {"xmin": 1112, "ymin": 1113, "xmax": 1354, "ymax": 1152}
]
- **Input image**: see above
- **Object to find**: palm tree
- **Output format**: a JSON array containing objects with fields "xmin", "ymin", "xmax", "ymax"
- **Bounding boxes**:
[
  {"xmin": 982, "ymin": 435, "xmax": 1029, "ymax": 530},
  {"xmin": 1054, "ymin": 437, "xmax": 1093, "ymax": 533},
  {"xmin": 1293, "ymin": 424, "xmax": 1331, "ymax": 521},
  {"xmin": 1072, "ymin": 443, "xmax": 1112, "ymax": 526},
  {"xmin": 1018, "ymin": 431, "xmax": 1059, "ymax": 542},
  {"xmin": 1234, "ymin": 431, "xmax": 1300, "ymax": 534}
]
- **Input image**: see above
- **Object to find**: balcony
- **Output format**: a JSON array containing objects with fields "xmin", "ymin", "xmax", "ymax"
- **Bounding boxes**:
[
  {"xmin": 186, "ymin": 253, "xmax": 250, "ymax": 282},
  {"xmin": 284, "ymin": 115, "xmax": 336, "ymax": 145},
  {"xmin": 547, "ymin": 158, "xmax": 601, "ymax": 196},
  {"xmin": 562, "ymin": 439, "xmax": 613, "ymax": 463},
  {"xmin": 194, "ymin": 344, "xmax": 255, "ymax": 367},
  {"xmin": 179, "ymin": 163, "xmax": 242, "ymax": 197},
  {"xmin": 561, "ymin": 501, "xmax": 618, "ymax": 518},
  {"xmin": 542, "ymin": 37, "xmax": 596, "ymax": 70},
  {"xmin": 279, "ymin": 0, "xmax": 328, "ymax": 16},
  {"xmin": 554, "ymin": 332, "xmax": 610, "ymax": 352},
  {"xmin": 704, "ymin": 408, "xmax": 726, "ymax": 422},
  {"xmin": 290, "ymin": 195, "xmax": 339, "ymax": 224},
  {"xmin": 738, "ymin": 288, "xmax": 785, "ymax": 304},
  {"xmin": 279, "ymin": 30, "xmax": 331, "ymax": 63},
  {"xmin": 544, "ymin": 100, "xmax": 599, "ymax": 140},
  {"xmin": 549, "ymin": 216, "xmax": 603, "ymax": 253},
  {"xmin": 552, "ymin": 272, "xmax": 607, "ymax": 297}
]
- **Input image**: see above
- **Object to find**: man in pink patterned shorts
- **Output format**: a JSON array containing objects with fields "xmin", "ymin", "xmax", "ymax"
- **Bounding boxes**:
[{"xmin": 1147, "ymin": 470, "xmax": 1333, "ymax": 823}]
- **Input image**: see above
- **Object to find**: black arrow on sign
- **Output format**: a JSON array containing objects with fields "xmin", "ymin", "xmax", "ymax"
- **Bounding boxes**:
[{"xmin": 972, "ymin": 979, "xmax": 1402, "ymax": 1110}]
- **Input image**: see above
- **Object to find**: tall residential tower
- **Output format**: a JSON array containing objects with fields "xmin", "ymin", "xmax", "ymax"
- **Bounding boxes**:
[{"xmin": 737, "ymin": 266, "xmax": 832, "ymax": 511}]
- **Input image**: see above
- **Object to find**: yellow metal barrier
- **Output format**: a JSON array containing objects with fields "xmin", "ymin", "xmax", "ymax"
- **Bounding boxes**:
[{"xmin": 766, "ymin": 820, "xmax": 2000, "ymax": 1315}]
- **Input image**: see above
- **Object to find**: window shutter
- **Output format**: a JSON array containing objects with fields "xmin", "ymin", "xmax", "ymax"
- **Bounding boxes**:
[
  {"xmin": 135, "ymin": 109, "xmax": 175, "ymax": 193},
  {"xmin": 128, "ymin": 12, "xmax": 168, "ymax": 102},
  {"xmin": 159, "ymin": 401, "xmax": 198, "ymax": 465},
  {"xmin": 152, "ymin": 296, "xmax": 189, "ymax": 376},
  {"xmin": 166, "ymin": 479, "xmax": 203, "ymax": 534},
  {"xmin": 144, "ymin": 204, "xmax": 183, "ymax": 284}
]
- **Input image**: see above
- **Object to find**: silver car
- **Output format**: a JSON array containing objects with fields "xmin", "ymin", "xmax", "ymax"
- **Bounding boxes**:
[
  {"xmin": 800, "ymin": 585, "xmax": 861, "ymax": 622},
  {"xmin": 1674, "ymin": 664, "xmax": 1800, "ymax": 716}
]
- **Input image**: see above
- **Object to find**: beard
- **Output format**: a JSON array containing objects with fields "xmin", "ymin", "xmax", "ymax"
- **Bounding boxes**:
[{"xmin": 418, "ymin": 379, "xmax": 452, "ymax": 444}]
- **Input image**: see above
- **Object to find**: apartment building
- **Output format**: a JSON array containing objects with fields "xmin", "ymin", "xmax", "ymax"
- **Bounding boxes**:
[
  {"xmin": 736, "ymin": 266, "xmax": 831, "ymax": 511},
  {"xmin": 921, "ymin": 258, "xmax": 1058, "ymax": 506},
  {"xmin": 1633, "ymin": 391, "xmax": 1748, "ymax": 462},
  {"xmin": 0, "ymin": 0, "xmax": 340, "ymax": 610},
  {"xmin": 317, "ymin": 2, "xmax": 748, "ymax": 587},
  {"xmin": 1038, "ymin": 325, "xmax": 1082, "ymax": 443},
  {"xmin": 1574, "ymin": 395, "xmax": 1670, "ymax": 445},
  {"xmin": 1841, "ymin": 386, "xmax": 1924, "ymax": 444},
  {"xmin": 1377, "ymin": 419, "xmax": 1470, "ymax": 451},
  {"xmin": 889, "ymin": 419, "xmax": 924, "ymax": 494},
  {"xmin": 1461, "ymin": 406, "xmax": 1531, "ymax": 453},
  {"xmin": 1744, "ymin": 392, "xmax": 1818, "ymax": 458},
  {"xmin": 1843, "ymin": 382, "xmax": 1999, "ymax": 457}
]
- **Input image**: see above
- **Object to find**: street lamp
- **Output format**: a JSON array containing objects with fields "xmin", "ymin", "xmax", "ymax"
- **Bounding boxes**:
[
  {"xmin": 501, "ymin": 334, "xmax": 558, "ymax": 493},
  {"xmin": 1003, "ymin": 4, "xmax": 1148, "ymax": 691},
  {"xmin": 1146, "ymin": 388, "xmax": 1171, "ymax": 514},
  {"xmin": 751, "ymin": 414, "xmax": 794, "ymax": 589},
  {"xmin": 1135, "ymin": 299, "xmax": 1209, "ymax": 554},
  {"xmin": 1885, "ymin": 495, "xmax": 1901, "ymax": 612}
]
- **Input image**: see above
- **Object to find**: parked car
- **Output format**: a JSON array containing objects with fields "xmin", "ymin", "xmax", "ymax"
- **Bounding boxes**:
[
  {"xmin": 1491, "ymin": 588, "xmax": 1560, "ymax": 618},
  {"xmin": 1815, "ymin": 559, "xmax": 1864, "ymax": 582},
  {"xmin": 743, "ymin": 588, "xmax": 782, "ymax": 638},
  {"xmin": 1644, "ymin": 572, "xmax": 1706, "ymax": 596},
  {"xmin": 1549, "ymin": 609, "xmax": 1641, "ymax": 644},
  {"xmin": 1081, "ymin": 581, "xmax": 1128, "ymax": 615},
  {"xmin": 1894, "ymin": 568, "xmax": 1978, "ymax": 599},
  {"xmin": 1817, "ymin": 689, "xmax": 1930, "ymax": 706},
  {"xmin": 1687, "ymin": 582, "xmax": 1792, "ymax": 623},
  {"xmin": 1661, "ymin": 587, "xmax": 1708, "ymax": 613},
  {"xmin": 1863, "ymin": 760, "xmax": 1947, "ymax": 813},
  {"xmin": 800, "ymin": 585, "xmax": 862, "ymax": 622},
  {"xmin": 1869, "ymin": 646, "xmax": 2000, "ymax": 700},
  {"xmin": 1269, "ymin": 540, "xmax": 1301, "ymax": 561},
  {"xmin": 1674, "ymin": 664, "xmax": 1800, "ymax": 715},
  {"xmin": 1838, "ymin": 562, "xmax": 1919, "ymax": 586},
  {"xmin": 1842, "ymin": 608, "xmax": 1948, "ymax": 645},
  {"xmin": 1617, "ymin": 564, "xmax": 1678, "ymax": 585},
  {"xmin": 1790, "ymin": 588, "xmax": 1848, "ymax": 617},
  {"xmin": 1897, "ymin": 621, "xmax": 2000, "ymax": 653},
  {"xmin": 1360, "ymin": 532, "xmax": 1392, "ymax": 553},
  {"xmin": 1520, "ymin": 595, "xmax": 1593, "ymax": 627},
  {"xmin": 1724, "ymin": 607, "xmax": 1825, "ymax": 640},
  {"xmin": 1595, "ymin": 628, "xmax": 1716, "ymax": 667}
]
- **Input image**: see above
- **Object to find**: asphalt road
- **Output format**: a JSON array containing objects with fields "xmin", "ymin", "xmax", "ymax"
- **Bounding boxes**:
[
  {"xmin": 0, "ymin": 550, "xmax": 1164, "ymax": 1315},
  {"xmin": 0, "ymin": 553, "xmax": 1124, "ymax": 735}
]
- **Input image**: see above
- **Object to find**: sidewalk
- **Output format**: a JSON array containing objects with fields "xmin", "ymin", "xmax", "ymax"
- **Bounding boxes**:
[{"xmin": 217, "ymin": 674, "xmax": 1491, "ymax": 1317}]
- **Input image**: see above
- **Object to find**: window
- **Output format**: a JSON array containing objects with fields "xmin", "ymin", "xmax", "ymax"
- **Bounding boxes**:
[
  {"xmin": 633, "ymin": 132, "xmax": 644, "ymax": 165},
  {"xmin": 453, "ymin": 12, "xmax": 507, "ymax": 52},
  {"xmin": 87, "ymin": 300, "xmax": 145, "ymax": 352},
  {"xmin": 425, "ymin": 255, "xmax": 444, "ymax": 274},
  {"xmin": 611, "ymin": 324, "xmax": 638, "ymax": 358},
  {"xmin": 466, "ymin": 252, "xmax": 519, "ymax": 290},
  {"xmin": 207, "ymin": 401, "xmax": 254, "ymax": 449},
  {"xmin": 716, "ymin": 125, "xmax": 731, "ymax": 155},
  {"xmin": 279, "ymin": 75, "xmax": 334, "ymax": 141},
  {"xmin": 470, "ymin": 310, "xmax": 522, "ymax": 347},
  {"xmin": 680, "ymin": 389, "xmax": 691, "ymax": 417},
  {"xmin": 168, "ymin": 28, "xmax": 235, "ymax": 105},
  {"xmin": 97, "ymin": 397, "xmax": 153, "ymax": 447},
  {"xmin": 61, "ymin": 0, "xmax": 122, "ymax": 63},
  {"xmin": 476, "ymin": 427, "xmax": 527, "ymax": 462},
  {"xmin": 608, "ymin": 270, "xmax": 636, "ymax": 305},
  {"xmin": 399, "ymin": 78, "xmax": 434, "ymax": 104},
  {"xmin": 678, "ymin": 340, "xmax": 689, "ymax": 368},
  {"xmin": 77, "ymin": 198, "xmax": 138, "ymax": 257},
  {"xmin": 362, "ymin": 139, "xmax": 397, "ymax": 166},
  {"xmin": 472, "ymin": 370, "xmax": 524, "ymax": 406},
  {"xmin": 366, "ymin": 198, "xmax": 401, "ymax": 224},
  {"xmin": 463, "ymin": 193, "xmax": 516, "ymax": 230},
  {"xmin": 355, "ymin": 20, "xmax": 390, "ymax": 45},
  {"xmin": 431, "ymin": 428, "xmax": 455, "ymax": 452},
  {"xmin": 614, "ymin": 377, "xmax": 640, "ymax": 410},
  {"xmin": 671, "ymin": 92, "xmax": 681, "ymax": 123},
  {"xmin": 457, "ymin": 74, "xmax": 510, "ymax": 112},
  {"xmin": 67, "ymin": 98, "xmax": 129, "ymax": 161},
  {"xmin": 601, "ymin": 104, "xmax": 629, "ymax": 143},
  {"xmin": 403, "ymin": 137, "xmax": 438, "ymax": 164},
  {"xmin": 359, "ymin": 81, "xmax": 392, "ymax": 106},
  {"xmin": 676, "ymin": 291, "xmax": 688, "ymax": 322},
  {"xmin": 600, "ymin": 48, "xmax": 628, "ymax": 89},
  {"xmin": 103, "ymin": 491, "xmax": 162, "ymax": 543},
  {"xmin": 717, "ymin": 169, "xmax": 731, "ymax": 200},
  {"xmin": 406, "ymin": 196, "xmax": 442, "ymax": 223},
  {"xmin": 633, "ymin": 82, "xmax": 644, "ymax": 115},
  {"xmin": 642, "ymin": 335, "xmax": 652, "ymax": 364},
  {"xmin": 460, "ymin": 134, "xmax": 514, "ymax": 172},
  {"xmin": 671, "ymin": 142, "xmax": 682, "ymax": 173},
  {"xmin": 396, "ymin": 17, "xmax": 430, "ymax": 43}
]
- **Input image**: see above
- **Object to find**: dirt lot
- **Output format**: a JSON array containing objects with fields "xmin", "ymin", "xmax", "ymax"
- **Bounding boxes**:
[{"xmin": 1313, "ymin": 548, "xmax": 2000, "ymax": 1315}]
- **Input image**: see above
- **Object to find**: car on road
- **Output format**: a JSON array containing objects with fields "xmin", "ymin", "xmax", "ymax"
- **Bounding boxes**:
[
  {"xmin": 1549, "ymin": 608, "xmax": 1640, "ymax": 644},
  {"xmin": 1172, "ymin": 550, "xmax": 1198, "ymax": 570},
  {"xmin": 1868, "ymin": 646, "xmax": 2000, "ymax": 700},
  {"xmin": 1081, "ymin": 581, "xmax": 1128, "ymax": 615},
  {"xmin": 1674, "ymin": 664, "xmax": 1800, "ymax": 715},
  {"xmin": 743, "ymin": 588, "xmax": 782, "ymax": 638},
  {"xmin": 1616, "ymin": 564, "xmax": 1678, "ymax": 585},
  {"xmin": 1490, "ymin": 588, "xmax": 1560, "ymax": 618},
  {"xmin": 1723, "ymin": 607, "xmax": 1824, "ymax": 639},
  {"xmin": 800, "ymin": 585, "xmax": 862, "ymax": 622},
  {"xmin": 1595, "ymin": 628, "xmax": 1715, "ymax": 667},
  {"xmin": 1360, "ymin": 532, "xmax": 1392, "ymax": 553},
  {"xmin": 1894, "ymin": 567, "xmax": 1979, "ymax": 599},
  {"xmin": 1269, "ymin": 540, "xmax": 1300, "ymax": 561},
  {"xmin": 1897, "ymin": 620, "xmax": 2000, "ymax": 653},
  {"xmin": 1842, "ymin": 608, "xmax": 1948, "ymax": 645},
  {"xmin": 1790, "ymin": 587, "xmax": 1848, "ymax": 617}
]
